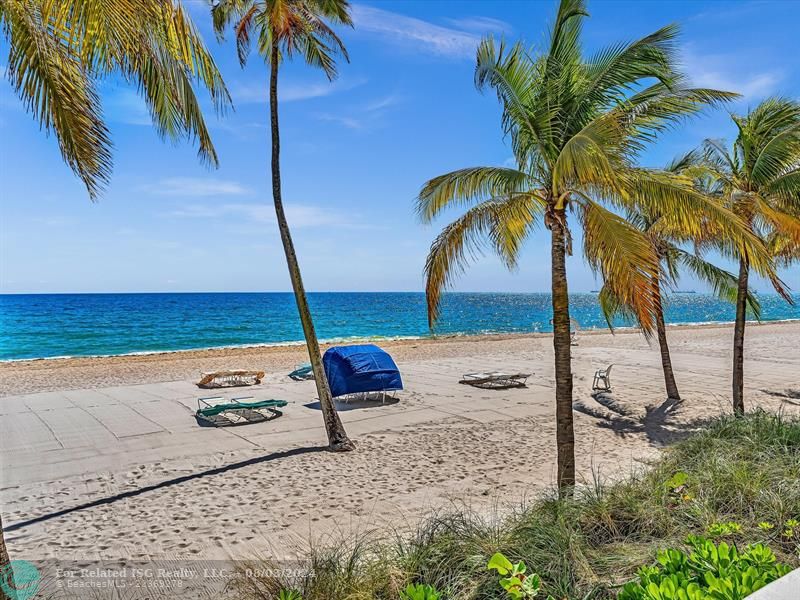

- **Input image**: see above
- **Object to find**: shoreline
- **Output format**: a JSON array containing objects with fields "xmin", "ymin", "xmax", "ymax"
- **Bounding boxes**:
[
  {"xmin": 3, "ymin": 317, "xmax": 798, "ymax": 366},
  {"xmin": 1, "ymin": 320, "xmax": 798, "ymax": 397}
]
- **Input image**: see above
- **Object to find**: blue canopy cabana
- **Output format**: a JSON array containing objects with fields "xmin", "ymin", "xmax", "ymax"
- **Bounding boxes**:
[{"xmin": 322, "ymin": 344, "xmax": 403, "ymax": 398}]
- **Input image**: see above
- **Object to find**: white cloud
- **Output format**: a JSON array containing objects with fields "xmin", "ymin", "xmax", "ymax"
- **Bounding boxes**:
[
  {"xmin": 165, "ymin": 202, "xmax": 365, "ymax": 229},
  {"xmin": 682, "ymin": 48, "xmax": 781, "ymax": 100},
  {"xmin": 314, "ymin": 93, "xmax": 402, "ymax": 130},
  {"xmin": 231, "ymin": 78, "xmax": 366, "ymax": 104},
  {"xmin": 351, "ymin": 5, "xmax": 481, "ymax": 59},
  {"xmin": 443, "ymin": 16, "xmax": 512, "ymax": 34},
  {"xmin": 143, "ymin": 178, "xmax": 251, "ymax": 196},
  {"xmin": 104, "ymin": 89, "xmax": 151, "ymax": 126}
]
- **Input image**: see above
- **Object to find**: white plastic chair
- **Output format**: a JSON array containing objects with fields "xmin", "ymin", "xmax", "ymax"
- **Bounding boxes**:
[{"xmin": 592, "ymin": 364, "xmax": 613, "ymax": 392}]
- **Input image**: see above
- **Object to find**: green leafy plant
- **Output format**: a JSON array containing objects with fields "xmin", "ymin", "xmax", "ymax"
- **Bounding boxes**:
[
  {"xmin": 783, "ymin": 519, "xmax": 799, "ymax": 539},
  {"xmin": 665, "ymin": 471, "xmax": 693, "ymax": 504},
  {"xmin": 399, "ymin": 583, "xmax": 442, "ymax": 600},
  {"xmin": 487, "ymin": 552, "xmax": 552, "ymax": 599},
  {"xmin": 706, "ymin": 522, "xmax": 742, "ymax": 538},
  {"xmin": 278, "ymin": 590, "xmax": 303, "ymax": 600},
  {"xmin": 618, "ymin": 535, "xmax": 791, "ymax": 600}
]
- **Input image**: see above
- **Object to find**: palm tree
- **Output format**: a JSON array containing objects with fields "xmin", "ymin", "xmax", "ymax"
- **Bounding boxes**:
[
  {"xmin": 417, "ymin": 0, "xmax": 768, "ymax": 490},
  {"xmin": 211, "ymin": 0, "xmax": 354, "ymax": 450},
  {"xmin": 1, "ymin": 0, "xmax": 231, "ymax": 574},
  {"xmin": 1, "ymin": 0, "xmax": 230, "ymax": 197},
  {"xmin": 700, "ymin": 98, "xmax": 800, "ymax": 414},
  {"xmin": 599, "ymin": 155, "xmax": 762, "ymax": 402},
  {"xmin": 0, "ymin": 514, "xmax": 10, "ymax": 590}
]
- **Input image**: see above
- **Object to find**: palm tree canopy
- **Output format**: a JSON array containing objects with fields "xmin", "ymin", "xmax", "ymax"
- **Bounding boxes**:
[
  {"xmin": 600, "ymin": 153, "xmax": 763, "ymax": 330},
  {"xmin": 0, "ymin": 0, "xmax": 231, "ymax": 198},
  {"xmin": 210, "ymin": 0, "xmax": 351, "ymax": 78},
  {"xmin": 701, "ymin": 97, "xmax": 800, "ymax": 277},
  {"xmin": 417, "ymin": 0, "xmax": 772, "ymax": 332}
]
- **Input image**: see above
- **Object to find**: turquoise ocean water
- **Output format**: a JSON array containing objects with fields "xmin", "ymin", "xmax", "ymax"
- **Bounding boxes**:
[{"xmin": 0, "ymin": 292, "xmax": 798, "ymax": 361}]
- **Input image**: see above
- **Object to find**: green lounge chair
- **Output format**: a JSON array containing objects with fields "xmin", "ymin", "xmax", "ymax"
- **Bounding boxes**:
[
  {"xmin": 288, "ymin": 363, "xmax": 314, "ymax": 381},
  {"xmin": 196, "ymin": 396, "xmax": 288, "ymax": 427}
]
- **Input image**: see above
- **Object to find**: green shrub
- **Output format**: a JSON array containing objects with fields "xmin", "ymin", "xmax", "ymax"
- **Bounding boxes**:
[
  {"xmin": 618, "ymin": 535, "xmax": 792, "ymax": 600},
  {"xmin": 400, "ymin": 583, "xmax": 442, "ymax": 600},
  {"xmin": 230, "ymin": 412, "xmax": 800, "ymax": 599}
]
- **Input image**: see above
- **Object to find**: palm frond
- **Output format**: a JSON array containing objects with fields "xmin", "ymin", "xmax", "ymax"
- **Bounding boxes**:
[
  {"xmin": 424, "ymin": 195, "xmax": 544, "ymax": 326},
  {"xmin": 675, "ymin": 249, "xmax": 761, "ymax": 318},
  {"xmin": 578, "ymin": 198, "xmax": 660, "ymax": 334},
  {"xmin": 416, "ymin": 166, "xmax": 537, "ymax": 223},
  {"xmin": 2, "ymin": 0, "xmax": 112, "ymax": 197}
]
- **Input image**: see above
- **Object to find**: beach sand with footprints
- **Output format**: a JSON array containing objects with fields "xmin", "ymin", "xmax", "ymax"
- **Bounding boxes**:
[{"xmin": 1, "ymin": 321, "xmax": 799, "ymax": 564}]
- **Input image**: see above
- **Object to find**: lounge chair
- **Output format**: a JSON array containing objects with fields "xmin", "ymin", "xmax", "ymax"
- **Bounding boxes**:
[
  {"xmin": 288, "ymin": 363, "xmax": 314, "ymax": 381},
  {"xmin": 195, "ymin": 396, "xmax": 288, "ymax": 427},
  {"xmin": 592, "ymin": 364, "xmax": 613, "ymax": 392},
  {"xmin": 460, "ymin": 371, "xmax": 531, "ymax": 389},
  {"xmin": 197, "ymin": 370, "xmax": 265, "ymax": 389}
]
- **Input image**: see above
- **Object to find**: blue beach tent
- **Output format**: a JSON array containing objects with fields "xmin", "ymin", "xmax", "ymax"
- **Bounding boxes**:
[{"xmin": 322, "ymin": 344, "xmax": 403, "ymax": 398}]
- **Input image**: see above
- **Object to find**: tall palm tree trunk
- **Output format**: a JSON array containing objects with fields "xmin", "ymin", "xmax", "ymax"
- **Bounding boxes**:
[
  {"xmin": 732, "ymin": 257, "xmax": 749, "ymax": 415},
  {"xmin": 653, "ymin": 276, "xmax": 681, "ymax": 401},
  {"xmin": 550, "ymin": 210, "xmax": 575, "ymax": 491},
  {"xmin": 0, "ymin": 514, "xmax": 12, "ymax": 594},
  {"xmin": 269, "ymin": 43, "xmax": 353, "ymax": 451}
]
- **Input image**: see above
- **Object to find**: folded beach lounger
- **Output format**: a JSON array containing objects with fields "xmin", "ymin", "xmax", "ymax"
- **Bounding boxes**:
[
  {"xmin": 288, "ymin": 363, "xmax": 314, "ymax": 381},
  {"xmin": 459, "ymin": 371, "xmax": 531, "ymax": 389},
  {"xmin": 195, "ymin": 396, "xmax": 288, "ymax": 427},
  {"xmin": 197, "ymin": 370, "xmax": 265, "ymax": 389}
]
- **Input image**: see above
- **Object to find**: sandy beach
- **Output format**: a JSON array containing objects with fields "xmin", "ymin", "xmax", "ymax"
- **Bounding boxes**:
[{"xmin": 1, "ymin": 322, "xmax": 799, "ymax": 570}]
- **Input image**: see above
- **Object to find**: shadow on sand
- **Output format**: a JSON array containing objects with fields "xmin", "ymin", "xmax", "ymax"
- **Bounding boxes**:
[
  {"xmin": 760, "ymin": 388, "xmax": 800, "ymax": 405},
  {"xmin": 304, "ymin": 394, "xmax": 400, "ymax": 412},
  {"xmin": 574, "ymin": 393, "xmax": 714, "ymax": 447},
  {"xmin": 4, "ymin": 445, "xmax": 328, "ymax": 533}
]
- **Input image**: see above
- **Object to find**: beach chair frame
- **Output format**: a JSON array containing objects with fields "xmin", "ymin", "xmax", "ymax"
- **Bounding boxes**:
[
  {"xmin": 197, "ymin": 370, "xmax": 265, "ymax": 389},
  {"xmin": 195, "ymin": 396, "xmax": 287, "ymax": 427},
  {"xmin": 459, "ymin": 372, "xmax": 531, "ymax": 389}
]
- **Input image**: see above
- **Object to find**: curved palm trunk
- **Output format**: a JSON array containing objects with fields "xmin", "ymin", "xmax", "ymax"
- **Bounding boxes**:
[
  {"xmin": 550, "ymin": 212, "xmax": 575, "ymax": 491},
  {"xmin": 269, "ymin": 43, "xmax": 353, "ymax": 451},
  {"xmin": 732, "ymin": 257, "xmax": 749, "ymax": 416},
  {"xmin": 0, "ymin": 514, "xmax": 11, "ymax": 594},
  {"xmin": 653, "ymin": 276, "xmax": 681, "ymax": 401}
]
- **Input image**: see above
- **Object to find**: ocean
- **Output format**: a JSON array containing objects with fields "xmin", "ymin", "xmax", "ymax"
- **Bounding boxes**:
[{"xmin": 0, "ymin": 292, "xmax": 798, "ymax": 361}]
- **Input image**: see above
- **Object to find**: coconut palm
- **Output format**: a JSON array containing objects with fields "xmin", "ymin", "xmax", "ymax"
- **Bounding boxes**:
[
  {"xmin": 210, "ymin": 0, "xmax": 354, "ymax": 450},
  {"xmin": 0, "ymin": 514, "xmax": 9, "ymax": 588},
  {"xmin": 700, "ymin": 98, "xmax": 800, "ymax": 414},
  {"xmin": 599, "ymin": 154, "xmax": 762, "ymax": 402},
  {"xmin": 0, "ymin": 0, "xmax": 230, "ymax": 198},
  {"xmin": 417, "ymin": 0, "xmax": 771, "ymax": 489}
]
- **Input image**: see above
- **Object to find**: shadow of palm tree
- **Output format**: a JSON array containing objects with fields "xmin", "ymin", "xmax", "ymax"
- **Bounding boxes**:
[
  {"xmin": 574, "ymin": 394, "xmax": 710, "ymax": 447},
  {"xmin": 760, "ymin": 388, "xmax": 800, "ymax": 405},
  {"xmin": 5, "ymin": 445, "xmax": 328, "ymax": 533}
]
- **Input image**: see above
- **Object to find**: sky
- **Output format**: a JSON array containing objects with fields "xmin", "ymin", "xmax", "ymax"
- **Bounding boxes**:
[{"xmin": 1, "ymin": 0, "xmax": 799, "ymax": 294}]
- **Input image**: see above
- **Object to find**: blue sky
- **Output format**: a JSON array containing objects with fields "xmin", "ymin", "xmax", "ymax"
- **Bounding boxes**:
[{"xmin": 1, "ymin": 0, "xmax": 799, "ymax": 294}]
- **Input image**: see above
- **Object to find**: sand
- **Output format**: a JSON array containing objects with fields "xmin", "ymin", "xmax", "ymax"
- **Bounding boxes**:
[{"xmin": 1, "ymin": 322, "xmax": 799, "ymax": 581}]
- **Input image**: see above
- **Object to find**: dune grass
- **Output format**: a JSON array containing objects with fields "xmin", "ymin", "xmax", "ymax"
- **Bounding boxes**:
[{"xmin": 229, "ymin": 411, "xmax": 800, "ymax": 599}]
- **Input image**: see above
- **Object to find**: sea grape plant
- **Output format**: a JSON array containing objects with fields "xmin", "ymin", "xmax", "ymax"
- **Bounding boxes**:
[
  {"xmin": 399, "ymin": 583, "xmax": 442, "ymax": 600},
  {"xmin": 618, "ymin": 535, "xmax": 791, "ymax": 600},
  {"xmin": 487, "ymin": 552, "xmax": 552, "ymax": 599}
]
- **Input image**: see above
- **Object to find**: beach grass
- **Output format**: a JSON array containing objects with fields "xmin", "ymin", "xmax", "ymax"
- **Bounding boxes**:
[{"xmin": 228, "ymin": 410, "xmax": 800, "ymax": 599}]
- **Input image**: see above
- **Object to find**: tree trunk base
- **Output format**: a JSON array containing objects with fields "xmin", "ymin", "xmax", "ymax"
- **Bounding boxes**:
[{"xmin": 328, "ymin": 438, "xmax": 357, "ymax": 452}]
